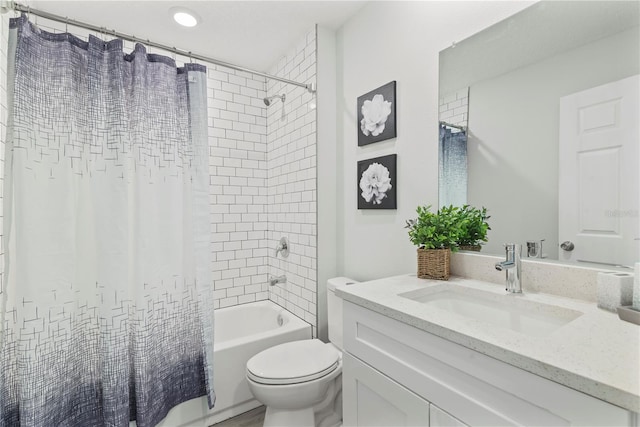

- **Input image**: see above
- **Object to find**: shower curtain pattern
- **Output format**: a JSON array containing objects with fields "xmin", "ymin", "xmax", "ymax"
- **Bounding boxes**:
[{"xmin": 0, "ymin": 16, "xmax": 214, "ymax": 427}]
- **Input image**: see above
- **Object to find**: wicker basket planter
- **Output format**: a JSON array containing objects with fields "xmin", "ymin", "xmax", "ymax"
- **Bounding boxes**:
[
  {"xmin": 458, "ymin": 245, "xmax": 481, "ymax": 252},
  {"xmin": 417, "ymin": 248, "xmax": 451, "ymax": 280}
]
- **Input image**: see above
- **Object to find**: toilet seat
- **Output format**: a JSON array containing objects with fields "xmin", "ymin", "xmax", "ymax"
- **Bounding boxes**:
[{"xmin": 247, "ymin": 339, "xmax": 340, "ymax": 385}]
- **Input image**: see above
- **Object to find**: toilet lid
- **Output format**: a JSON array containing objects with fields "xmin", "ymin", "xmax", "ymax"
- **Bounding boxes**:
[{"xmin": 247, "ymin": 339, "xmax": 340, "ymax": 385}]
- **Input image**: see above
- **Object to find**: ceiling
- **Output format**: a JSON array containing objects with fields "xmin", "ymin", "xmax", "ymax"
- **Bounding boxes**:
[{"xmin": 28, "ymin": 1, "xmax": 367, "ymax": 71}]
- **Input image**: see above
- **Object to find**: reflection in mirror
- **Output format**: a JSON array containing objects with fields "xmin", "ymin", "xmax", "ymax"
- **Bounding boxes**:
[
  {"xmin": 438, "ymin": 121, "xmax": 468, "ymax": 208},
  {"xmin": 438, "ymin": 1, "xmax": 639, "ymax": 267}
]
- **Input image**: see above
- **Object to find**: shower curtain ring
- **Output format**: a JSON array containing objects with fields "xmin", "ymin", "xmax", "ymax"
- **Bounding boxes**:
[{"xmin": 65, "ymin": 16, "xmax": 68, "ymax": 33}]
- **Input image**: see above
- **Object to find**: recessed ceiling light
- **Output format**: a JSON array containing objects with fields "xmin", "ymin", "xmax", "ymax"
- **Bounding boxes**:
[{"xmin": 170, "ymin": 7, "xmax": 199, "ymax": 27}]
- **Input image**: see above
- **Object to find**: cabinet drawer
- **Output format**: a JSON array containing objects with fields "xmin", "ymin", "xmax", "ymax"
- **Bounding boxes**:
[{"xmin": 343, "ymin": 301, "xmax": 632, "ymax": 426}]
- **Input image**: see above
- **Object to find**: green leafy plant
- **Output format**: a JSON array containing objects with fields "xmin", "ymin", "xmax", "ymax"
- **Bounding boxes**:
[
  {"xmin": 405, "ymin": 205, "xmax": 461, "ymax": 250},
  {"xmin": 456, "ymin": 205, "xmax": 491, "ymax": 247}
]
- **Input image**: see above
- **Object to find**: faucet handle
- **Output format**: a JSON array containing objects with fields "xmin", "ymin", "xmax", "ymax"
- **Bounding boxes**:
[{"xmin": 274, "ymin": 237, "xmax": 289, "ymax": 258}]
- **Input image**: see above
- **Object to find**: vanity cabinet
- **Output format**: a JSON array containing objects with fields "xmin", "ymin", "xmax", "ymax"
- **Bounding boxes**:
[{"xmin": 342, "ymin": 301, "xmax": 635, "ymax": 427}]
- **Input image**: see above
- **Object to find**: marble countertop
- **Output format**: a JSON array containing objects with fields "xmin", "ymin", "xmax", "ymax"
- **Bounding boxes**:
[{"xmin": 336, "ymin": 274, "xmax": 640, "ymax": 412}]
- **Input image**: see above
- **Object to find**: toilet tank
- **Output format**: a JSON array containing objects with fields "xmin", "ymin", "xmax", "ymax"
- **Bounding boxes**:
[{"xmin": 327, "ymin": 277, "xmax": 358, "ymax": 350}]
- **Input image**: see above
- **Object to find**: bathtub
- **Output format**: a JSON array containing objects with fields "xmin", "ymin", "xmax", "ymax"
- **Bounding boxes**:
[{"xmin": 154, "ymin": 300, "xmax": 312, "ymax": 427}]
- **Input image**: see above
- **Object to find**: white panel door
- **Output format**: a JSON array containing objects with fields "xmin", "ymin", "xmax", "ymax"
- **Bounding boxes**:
[
  {"xmin": 342, "ymin": 352, "xmax": 430, "ymax": 427},
  {"xmin": 559, "ymin": 74, "xmax": 639, "ymax": 266}
]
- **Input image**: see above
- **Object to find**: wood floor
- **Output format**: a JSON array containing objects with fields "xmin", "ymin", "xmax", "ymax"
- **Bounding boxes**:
[{"xmin": 210, "ymin": 406, "xmax": 266, "ymax": 427}]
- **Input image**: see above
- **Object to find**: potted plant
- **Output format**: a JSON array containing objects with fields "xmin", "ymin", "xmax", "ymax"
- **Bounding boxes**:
[
  {"xmin": 456, "ymin": 205, "xmax": 491, "ymax": 251},
  {"xmin": 406, "ymin": 205, "xmax": 460, "ymax": 280}
]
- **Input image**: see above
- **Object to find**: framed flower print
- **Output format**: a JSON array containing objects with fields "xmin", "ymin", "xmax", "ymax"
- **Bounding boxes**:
[
  {"xmin": 357, "ymin": 81, "xmax": 397, "ymax": 146},
  {"xmin": 357, "ymin": 154, "xmax": 397, "ymax": 210}
]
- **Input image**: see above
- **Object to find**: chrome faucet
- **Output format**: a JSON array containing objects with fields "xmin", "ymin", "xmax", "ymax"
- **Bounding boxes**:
[
  {"xmin": 495, "ymin": 243, "xmax": 522, "ymax": 293},
  {"xmin": 269, "ymin": 275, "xmax": 287, "ymax": 286}
]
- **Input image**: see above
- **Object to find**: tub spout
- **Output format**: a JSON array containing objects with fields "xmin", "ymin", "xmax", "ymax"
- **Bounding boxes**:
[{"xmin": 269, "ymin": 275, "xmax": 287, "ymax": 286}]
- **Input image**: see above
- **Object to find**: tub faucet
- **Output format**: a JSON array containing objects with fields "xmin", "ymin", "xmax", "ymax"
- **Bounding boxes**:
[
  {"xmin": 269, "ymin": 275, "xmax": 287, "ymax": 286},
  {"xmin": 495, "ymin": 243, "xmax": 522, "ymax": 293}
]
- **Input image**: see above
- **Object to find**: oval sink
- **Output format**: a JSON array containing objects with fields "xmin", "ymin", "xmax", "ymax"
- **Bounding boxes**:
[{"xmin": 398, "ymin": 284, "xmax": 583, "ymax": 337}]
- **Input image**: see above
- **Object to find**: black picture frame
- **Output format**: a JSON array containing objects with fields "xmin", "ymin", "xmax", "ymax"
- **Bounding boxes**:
[
  {"xmin": 357, "ymin": 81, "xmax": 397, "ymax": 146},
  {"xmin": 357, "ymin": 154, "xmax": 397, "ymax": 210}
]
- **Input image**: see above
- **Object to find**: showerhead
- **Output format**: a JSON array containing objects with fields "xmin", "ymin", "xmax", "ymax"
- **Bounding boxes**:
[{"xmin": 263, "ymin": 94, "xmax": 285, "ymax": 106}]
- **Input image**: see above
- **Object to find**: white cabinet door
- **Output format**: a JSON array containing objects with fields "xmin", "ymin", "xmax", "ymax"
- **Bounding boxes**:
[
  {"xmin": 342, "ymin": 352, "xmax": 430, "ymax": 427},
  {"xmin": 430, "ymin": 404, "xmax": 468, "ymax": 427}
]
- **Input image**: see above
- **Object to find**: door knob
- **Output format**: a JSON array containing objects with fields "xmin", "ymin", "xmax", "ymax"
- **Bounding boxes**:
[{"xmin": 560, "ymin": 241, "xmax": 575, "ymax": 251}]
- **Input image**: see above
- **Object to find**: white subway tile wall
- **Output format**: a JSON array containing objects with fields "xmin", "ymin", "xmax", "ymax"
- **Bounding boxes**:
[
  {"xmin": 439, "ymin": 87, "xmax": 469, "ymax": 128},
  {"xmin": 266, "ymin": 29, "xmax": 318, "ymax": 336},
  {"xmin": 207, "ymin": 65, "xmax": 271, "ymax": 310},
  {"xmin": 0, "ymin": 16, "xmax": 318, "ymax": 331}
]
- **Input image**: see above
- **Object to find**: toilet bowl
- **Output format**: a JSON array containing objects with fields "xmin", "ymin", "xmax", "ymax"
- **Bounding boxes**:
[
  {"xmin": 245, "ymin": 277, "xmax": 357, "ymax": 427},
  {"xmin": 246, "ymin": 339, "xmax": 342, "ymax": 427}
]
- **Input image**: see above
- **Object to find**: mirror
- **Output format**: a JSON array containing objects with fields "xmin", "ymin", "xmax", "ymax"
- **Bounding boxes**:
[{"xmin": 438, "ymin": 1, "xmax": 639, "ymax": 267}]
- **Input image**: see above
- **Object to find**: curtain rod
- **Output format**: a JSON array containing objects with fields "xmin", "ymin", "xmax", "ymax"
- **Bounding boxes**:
[
  {"xmin": 439, "ymin": 121, "xmax": 466, "ymax": 132},
  {"xmin": 1, "ymin": 1, "xmax": 316, "ymax": 94}
]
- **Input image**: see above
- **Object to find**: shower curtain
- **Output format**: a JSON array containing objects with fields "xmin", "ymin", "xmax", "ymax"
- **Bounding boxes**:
[
  {"xmin": 0, "ymin": 15, "xmax": 214, "ymax": 427},
  {"xmin": 438, "ymin": 125, "xmax": 468, "ymax": 208}
]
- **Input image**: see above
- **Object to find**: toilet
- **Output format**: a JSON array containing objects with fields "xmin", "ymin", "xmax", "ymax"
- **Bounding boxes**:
[{"xmin": 246, "ymin": 277, "xmax": 357, "ymax": 427}]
